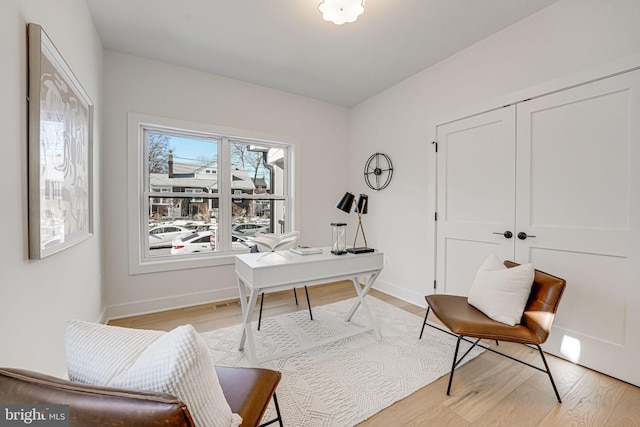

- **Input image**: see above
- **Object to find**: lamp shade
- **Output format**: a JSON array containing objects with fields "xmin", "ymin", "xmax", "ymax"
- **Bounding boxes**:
[
  {"xmin": 356, "ymin": 194, "xmax": 368, "ymax": 214},
  {"xmin": 336, "ymin": 192, "xmax": 355, "ymax": 213}
]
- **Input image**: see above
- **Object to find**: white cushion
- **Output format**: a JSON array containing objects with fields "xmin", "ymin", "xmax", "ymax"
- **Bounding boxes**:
[
  {"xmin": 66, "ymin": 321, "xmax": 241, "ymax": 427},
  {"xmin": 66, "ymin": 320, "xmax": 164, "ymax": 384},
  {"xmin": 467, "ymin": 254, "xmax": 535, "ymax": 326}
]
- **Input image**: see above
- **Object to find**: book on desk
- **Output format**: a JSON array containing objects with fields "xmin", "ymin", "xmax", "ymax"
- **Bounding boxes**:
[{"xmin": 289, "ymin": 246, "xmax": 323, "ymax": 255}]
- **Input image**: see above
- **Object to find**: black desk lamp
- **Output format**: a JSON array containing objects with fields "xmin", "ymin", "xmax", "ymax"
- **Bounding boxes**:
[{"xmin": 336, "ymin": 192, "xmax": 374, "ymax": 254}]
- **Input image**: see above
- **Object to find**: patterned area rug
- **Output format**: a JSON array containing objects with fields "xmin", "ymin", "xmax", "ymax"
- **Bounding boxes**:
[{"xmin": 200, "ymin": 296, "xmax": 484, "ymax": 427}]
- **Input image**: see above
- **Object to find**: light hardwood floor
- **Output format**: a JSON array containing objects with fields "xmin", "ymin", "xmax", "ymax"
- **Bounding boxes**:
[{"xmin": 109, "ymin": 281, "xmax": 640, "ymax": 426}]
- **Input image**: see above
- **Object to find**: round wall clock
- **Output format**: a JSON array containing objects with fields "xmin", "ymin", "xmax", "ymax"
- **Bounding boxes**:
[{"xmin": 364, "ymin": 153, "xmax": 393, "ymax": 191}]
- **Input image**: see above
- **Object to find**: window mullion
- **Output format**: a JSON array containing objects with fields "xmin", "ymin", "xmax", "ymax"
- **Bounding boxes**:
[
  {"xmin": 218, "ymin": 138, "xmax": 232, "ymax": 251},
  {"xmin": 141, "ymin": 128, "xmax": 152, "ymax": 259},
  {"xmin": 284, "ymin": 145, "xmax": 292, "ymax": 231}
]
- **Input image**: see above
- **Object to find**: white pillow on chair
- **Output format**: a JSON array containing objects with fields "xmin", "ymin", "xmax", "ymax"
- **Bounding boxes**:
[
  {"xmin": 66, "ymin": 320, "xmax": 164, "ymax": 385},
  {"xmin": 467, "ymin": 254, "xmax": 535, "ymax": 326},
  {"xmin": 66, "ymin": 321, "xmax": 241, "ymax": 427}
]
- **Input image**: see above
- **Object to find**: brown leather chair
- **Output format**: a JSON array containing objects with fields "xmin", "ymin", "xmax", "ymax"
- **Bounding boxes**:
[
  {"xmin": 0, "ymin": 366, "xmax": 282, "ymax": 427},
  {"xmin": 419, "ymin": 261, "xmax": 566, "ymax": 403}
]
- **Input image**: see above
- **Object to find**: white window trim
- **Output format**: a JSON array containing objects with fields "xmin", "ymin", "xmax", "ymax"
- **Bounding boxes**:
[{"xmin": 127, "ymin": 112, "xmax": 297, "ymax": 275}]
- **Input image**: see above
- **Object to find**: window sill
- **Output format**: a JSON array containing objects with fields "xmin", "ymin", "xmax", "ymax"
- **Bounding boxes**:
[{"xmin": 129, "ymin": 252, "xmax": 237, "ymax": 275}]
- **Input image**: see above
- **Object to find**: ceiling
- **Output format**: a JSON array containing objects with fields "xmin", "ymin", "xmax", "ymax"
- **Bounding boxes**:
[{"xmin": 85, "ymin": 0, "xmax": 560, "ymax": 107}]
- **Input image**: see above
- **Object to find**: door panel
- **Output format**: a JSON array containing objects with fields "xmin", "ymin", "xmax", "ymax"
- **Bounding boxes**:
[
  {"xmin": 443, "ymin": 239, "xmax": 503, "ymax": 296},
  {"xmin": 529, "ymin": 248, "xmax": 628, "ymax": 347},
  {"xmin": 526, "ymin": 91, "xmax": 630, "ymax": 230},
  {"xmin": 435, "ymin": 68, "xmax": 640, "ymax": 386},
  {"xmin": 515, "ymin": 70, "xmax": 640, "ymax": 385},
  {"xmin": 516, "ymin": 76, "xmax": 633, "ymax": 259},
  {"xmin": 436, "ymin": 107, "xmax": 516, "ymax": 295}
]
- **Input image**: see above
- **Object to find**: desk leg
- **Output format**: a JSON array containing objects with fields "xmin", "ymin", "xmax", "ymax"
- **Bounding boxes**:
[
  {"xmin": 237, "ymin": 278, "xmax": 248, "ymax": 349},
  {"xmin": 346, "ymin": 270, "xmax": 381, "ymax": 341},
  {"xmin": 237, "ymin": 278, "xmax": 259, "ymax": 365}
]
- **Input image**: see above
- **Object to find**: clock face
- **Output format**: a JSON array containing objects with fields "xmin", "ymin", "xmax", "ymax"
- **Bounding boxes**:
[{"xmin": 364, "ymin": 153, "xmax": 393, "ymax": 190}]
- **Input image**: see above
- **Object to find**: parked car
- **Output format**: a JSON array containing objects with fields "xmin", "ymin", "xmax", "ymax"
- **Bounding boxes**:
[
  {"xmin": 170, "ymin": 231, "xmax": 215, "ymax": 255},
  {"xmin": 232, "ymin": 239, "xmax": 252, "ymax": 251},
  {"xmin": 231, "ymin": 223, "xmax": 269, "ymax": 240},
  {"xmin": 148, "ymin": 225, "xmax": 194, "ymax": 248}
]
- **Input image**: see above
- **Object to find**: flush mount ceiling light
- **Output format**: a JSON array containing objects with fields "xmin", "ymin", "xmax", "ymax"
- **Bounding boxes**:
[{"xmin": 318, "ymin": 0, "xmax": 365, "ymax": 25}]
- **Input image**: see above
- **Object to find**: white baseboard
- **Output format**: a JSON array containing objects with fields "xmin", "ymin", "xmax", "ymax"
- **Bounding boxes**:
[
  {"xmin": 372, "ymin": 279, "xmax": 427, "ymax": 309},
  {"xmin": 97, "ymin": 307, "xmax": 110, "ymax": 324},
  {"xmin": 106, "ymin": 287, "xmax": 240, "ymax": 321},
  {"xmin": 106, "ymin": 280, "xmax": 426, "ymax": 322}
]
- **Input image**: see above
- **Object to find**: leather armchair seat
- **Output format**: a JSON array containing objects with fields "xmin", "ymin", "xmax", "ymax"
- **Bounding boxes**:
[{"xmin": 0, "ymin": 366, "xmax": 282, "ymax": 427}]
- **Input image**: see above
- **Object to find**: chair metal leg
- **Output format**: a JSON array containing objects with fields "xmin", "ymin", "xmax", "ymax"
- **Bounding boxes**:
[
  {"xmin": 259, "ymin": 287, "xmax": 313, "ymax": 332},
  {"xmin": 273, "ymin": 392, "xmax": 284, "ymax": 427},
  {"xmin": 304, "ymin": 286, "xmax": 313, "ymax": 321},
  {"xmin": 447, "ymin": 336, "xmax": 462, "ymax": 395},
  {"xmin": 454, "ymin": 338, "xmax": 482, "ymax": 368},
  {"xmin": 293, "ymin": 287, "xmax": 313, "ymax": 320},
  {"xmin": 259, "ymin": 392, "xmax": 284, "ymax": 427},
  {"xmin": 423, "ymin": 316, "xmax": 563, "ymax": 402},
  {"xmin": 257, "ymin": 293, "xmax": 265, "ymax": 331},
  {"xmin": 536, "ymin": 344, "xmax": 562, "ymax": 403},
  {"xmin": 419, "ymin": 306, "xmax": 431, "ymax": 339}
]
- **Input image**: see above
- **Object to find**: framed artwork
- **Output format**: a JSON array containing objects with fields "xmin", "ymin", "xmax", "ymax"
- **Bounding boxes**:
[{"xmin": 27, "ymin": 23, "xmax": 94, "ymax": 259}]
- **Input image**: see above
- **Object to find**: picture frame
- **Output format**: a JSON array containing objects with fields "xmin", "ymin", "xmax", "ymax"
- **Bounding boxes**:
[{"xmin": 27, "ymin": 23, "xmax": 94, "ymax": 259}]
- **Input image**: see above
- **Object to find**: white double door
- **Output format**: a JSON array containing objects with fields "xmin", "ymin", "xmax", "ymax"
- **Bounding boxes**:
[{"xmin": 435, "ymin": 69, "xmax": 640, "ymax": 386}]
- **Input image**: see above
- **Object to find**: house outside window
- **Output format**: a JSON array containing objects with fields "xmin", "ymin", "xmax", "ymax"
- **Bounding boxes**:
[
  {"xmin": 128, "ymin": 113, "xmax": 294, "ymax": 273},
  {"xmin": 150, "ymin": 186, "xmax": 172, "ymax": 207},
  {"xmin": 186, "ymin": 188, "xmax": 204, "ymax": 203}
]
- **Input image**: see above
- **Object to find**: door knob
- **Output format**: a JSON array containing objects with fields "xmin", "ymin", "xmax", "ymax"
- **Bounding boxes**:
[
  {"xmin": 517, "ymin": 232, "xmax": 536, "ymax": 240},
  {"xmin": 493, "ymin": 231, "xmax": 513, "ymax": 239}
]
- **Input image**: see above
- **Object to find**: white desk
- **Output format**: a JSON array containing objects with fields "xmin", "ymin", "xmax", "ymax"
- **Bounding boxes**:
[{"xmin": 235, "ymin": 248, "xmax": 384, "ymax": 365}]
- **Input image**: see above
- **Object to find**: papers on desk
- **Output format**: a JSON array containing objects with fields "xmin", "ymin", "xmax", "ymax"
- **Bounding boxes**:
[{"xmin": 290, "ymin": 246, "xmax": 323, "ymax": 255}]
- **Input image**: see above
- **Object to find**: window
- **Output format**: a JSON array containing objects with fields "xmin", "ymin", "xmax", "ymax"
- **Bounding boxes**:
[
  {"xmin": 128, "ymin": 113, "xmax": 294, "ymax": 273},
  {"xmin": 150, "ymin": 186, "xmax": 172, "ymax": 206},
  {"xmin": 185, "ymin": 188, "xmax": 204, "ymax": 203}
]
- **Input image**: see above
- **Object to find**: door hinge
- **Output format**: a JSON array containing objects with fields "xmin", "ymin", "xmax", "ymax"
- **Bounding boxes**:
[
  {"xmin": 433, "ymin": 280, "xmax": 437, "ymax": 291},
  {"xmin": 431, "ymin": 141, "xmax": 438, "ymax": 152},
  {"xmin": 434, "ymin": 212, "xmax": 438, "ymax": 221}
]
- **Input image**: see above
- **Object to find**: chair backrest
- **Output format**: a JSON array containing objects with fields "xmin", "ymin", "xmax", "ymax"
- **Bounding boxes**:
[
  {"xmin": 504, "ymin": 261, "xmax": 566, "ymax": 344},
  {"xmin": 0, "ymin": 368, "xmax": 195, "ymax": 427}
]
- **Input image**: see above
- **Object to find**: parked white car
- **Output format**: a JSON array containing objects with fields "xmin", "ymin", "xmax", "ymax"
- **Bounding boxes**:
[
  {"xmin": 231, "ymin": 223, "xmax": 269, "ymax": 241},
  {"xmin": 171, "ymin": 231, "xmax": 215, "ymax": 255},
  {"xmin": 148, "ymin": 225, "xmax": 194, "ymax": 248}
]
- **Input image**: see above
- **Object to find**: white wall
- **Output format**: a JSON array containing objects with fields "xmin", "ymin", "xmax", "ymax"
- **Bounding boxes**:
[
  {"xmin": 0, "ymin": 0, "xmax": 103, "ymax": 376},
  {"xmin": 102, "ymin": 52, "xmax": 350, "ymax": 317},
  {"xmin": 4, "ymin": 0, "xmax": 639, "ymax": 376},
  {"xmin": 351, "ymin": 0, "xmax": 640, "ymax": 306}
]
